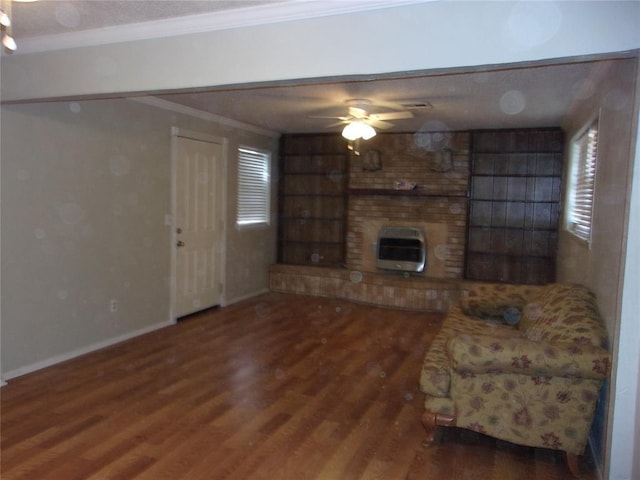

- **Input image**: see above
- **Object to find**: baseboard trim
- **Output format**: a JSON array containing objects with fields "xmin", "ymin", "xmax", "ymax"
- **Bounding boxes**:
[
  {"xmin": 223, "ymin": 289, "xmax": 270, "ymax": 307},
  {"xmin": 2, "ymin": 320, "xmax": 173, "ymax": 383}
]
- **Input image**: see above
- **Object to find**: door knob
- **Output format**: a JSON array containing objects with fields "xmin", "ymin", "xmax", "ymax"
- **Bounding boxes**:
[
  {"xmin": 176, "ymin": 240, "xmax": 185, "ymax": 247},
  {"xmin": 176, "ymin": 227, "xmax": 182, "ymax": 234}
]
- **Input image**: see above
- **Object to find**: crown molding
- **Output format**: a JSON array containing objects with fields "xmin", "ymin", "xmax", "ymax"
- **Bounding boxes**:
[
  {"xmin": 15, "ymin": 0, "xmax": 431, "ymax": 55},
  {"xmin": 129, "ymin": 96, "xmax": 281, "ymax": 139}
]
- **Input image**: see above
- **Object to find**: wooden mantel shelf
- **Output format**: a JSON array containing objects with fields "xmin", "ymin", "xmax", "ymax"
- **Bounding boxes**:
[{"xmin": 347, "ymin": 188, "xmax": 468, "ymax": 199}]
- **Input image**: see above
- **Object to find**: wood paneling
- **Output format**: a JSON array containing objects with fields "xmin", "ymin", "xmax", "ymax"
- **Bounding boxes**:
[
  {"xmin": 466, "ymin": 129, "xmax": 564, "ymax": 284},
  {"xmin": 1, "ymin": 293, "xmax": 595, "ymax": 479},
  {"xmin": 279, "ymin": 135, "xmax": 348, "ymax": 267}
]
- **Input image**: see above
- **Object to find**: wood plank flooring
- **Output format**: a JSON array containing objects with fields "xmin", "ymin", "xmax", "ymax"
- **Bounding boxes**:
[{"xmin": 1, "ymin": 293, "xmax": 597, "ymax": 480}]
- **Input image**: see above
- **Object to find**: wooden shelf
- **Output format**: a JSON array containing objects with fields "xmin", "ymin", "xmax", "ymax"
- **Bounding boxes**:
[
  {"xmin": 348, "ymin": 189, "xmax": 467, "ymax": 198},
  {"xmin": 470, "ymin": 198, "xmax": 559, "ymax": 204},
  {"xmin": 279, "ymin": 135, "xmax": 348, "ymax": 267},
  {"xmin": 471, "ymin": 173, "xmax": 562, "ymax": 178},
  {"xmin": 466, "ymin": 129, "xmax": 563, "ymax": 285},
  {"xmin": 468, "ymin": 225, "xmax": 558, "ymax": 232},
  {"xmin": 468, "ymin": 252, "xmax": 555, "ymax": 260}
]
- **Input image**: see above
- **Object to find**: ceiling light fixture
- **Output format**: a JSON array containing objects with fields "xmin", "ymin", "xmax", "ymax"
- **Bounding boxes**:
[
  {"xmin": 341, "ymin": 121, "xmax": 376, "ymax": 141},
  {"xmin": 0, "ymin": 0, "xmax": 16, "ymax": 53},
  {"xmin": 1, "ymin": 0, "xmax": 38, "ymax": 54},
  {"xmin": 0, "ymin": 8, "xmax": 10, "ymax": 27}
]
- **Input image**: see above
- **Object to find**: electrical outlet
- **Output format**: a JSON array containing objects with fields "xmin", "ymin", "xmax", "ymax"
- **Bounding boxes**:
[{"xmin": 109, "ymin": 299, "xmax": 118, "ymax": 313}]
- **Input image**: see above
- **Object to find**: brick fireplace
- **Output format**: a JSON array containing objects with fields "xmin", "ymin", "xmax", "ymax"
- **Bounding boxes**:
[
  {"xmin": 270, "ymin": 131, "xmax": 471, "ymax": 311},
  {"xmin": 346, "ymin": 131, "xmax": 470, "ymax": 278},
  {"xmin": 347, "ymin": 196, "xmax": 466, "ymax": 278}
]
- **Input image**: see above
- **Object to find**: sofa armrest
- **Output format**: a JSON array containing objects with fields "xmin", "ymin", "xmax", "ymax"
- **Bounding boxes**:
[{"xmin": 447, "ymin": 334, "xmax": 610, "ymax": 380}]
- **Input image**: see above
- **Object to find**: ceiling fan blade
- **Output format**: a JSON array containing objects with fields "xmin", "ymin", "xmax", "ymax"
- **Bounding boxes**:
[
  {"xmin": 367, "ymin": 119, "xmax": 394, "ymax": 129},
  {"xmin": 309, "ymin": 115, "xmax": 350, "ymax": 120},
  {"xmin": 326, "ymin": 120, "xmax": 348, "ymax": 128},
  {"xmin": 369, "ymin": 111, "xmax": 414, "ymax": 121},
  {"xmin": 348, "ymin": 106, "xmax": 367, "ymax": 118}
]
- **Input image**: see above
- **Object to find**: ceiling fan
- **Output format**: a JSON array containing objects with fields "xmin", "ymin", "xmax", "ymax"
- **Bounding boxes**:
[{"xmin": 313, "ymin": 98, "xmax": 414, "ymax": 140}]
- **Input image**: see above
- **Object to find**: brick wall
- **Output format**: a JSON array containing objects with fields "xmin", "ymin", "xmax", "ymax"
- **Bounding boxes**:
[
  {"xmin": 346, "ymin": 131, "xmax": 470, "ymax": 279},
  {"xmin": 347, "ymin": 196, "xmax": 467, "ymax": 278}
]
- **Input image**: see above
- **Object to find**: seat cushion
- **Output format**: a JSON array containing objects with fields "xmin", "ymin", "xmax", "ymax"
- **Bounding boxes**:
[{"xmin": 419, "ymin": 306, "xmax": 517, "ymax": 397}]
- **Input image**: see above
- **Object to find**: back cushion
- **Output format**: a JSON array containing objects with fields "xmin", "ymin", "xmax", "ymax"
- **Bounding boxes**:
[
  {"xmin": 460, "ymin": 282, "xmax": 544, "ymax": 320},
  {"xmin": 522, "ymin": 284, "xmax": 608, "ymax": 348}
]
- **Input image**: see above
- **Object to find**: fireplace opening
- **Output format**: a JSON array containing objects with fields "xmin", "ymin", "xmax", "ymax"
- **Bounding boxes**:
[{"xmin": 376, "ymin": 227, "xmax": 426, "ymax": 273}]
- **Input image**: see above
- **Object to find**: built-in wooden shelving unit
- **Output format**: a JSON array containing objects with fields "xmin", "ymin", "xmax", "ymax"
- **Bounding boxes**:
[
  {"xmin": 465, "ymin": 128, "xmax": 564, "ymax": 285},
  {"xmin": 278, "ymin": 135, "xmax": 348, "ymax": 267}
]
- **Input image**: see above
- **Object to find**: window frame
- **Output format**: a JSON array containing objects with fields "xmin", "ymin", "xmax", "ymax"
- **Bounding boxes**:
[
  {"xmin": 236, "ymin": 145, "xmax": 271, "ymax": 228},
  {"xmin": 566, "ymin": 118, "xmax": 599, "ymax": 244}
]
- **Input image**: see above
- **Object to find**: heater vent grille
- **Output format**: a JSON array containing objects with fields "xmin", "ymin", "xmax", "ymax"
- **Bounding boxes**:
[
  {"xmin": 379, "ymin": 226, "xmax": 421, "ymax": 238},
  {"xmin": 376, "ymin": 227, "xmax": 426, "ymax": 273}
]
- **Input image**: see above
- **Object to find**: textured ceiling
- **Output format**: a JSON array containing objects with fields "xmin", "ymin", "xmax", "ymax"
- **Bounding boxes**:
[{"xmin": 155, "ymin": 59, "xmax": 610, "ymax": 134}]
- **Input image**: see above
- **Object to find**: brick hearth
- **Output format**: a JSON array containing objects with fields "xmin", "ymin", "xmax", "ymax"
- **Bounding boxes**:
[{"xmin": 269, "ymin": 264, "xmax": 463, "ymax": 312}]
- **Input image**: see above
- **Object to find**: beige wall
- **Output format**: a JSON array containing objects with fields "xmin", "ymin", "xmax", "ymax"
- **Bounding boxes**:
[
  {"xmin": 626, "ymin": 159, "xmax": 640, "ymax": 479},
  {"xmin": 558, "ymin": 58, "xmax": 637, "ymax": 334},
  {"xmin": 0, "ymin": 98, "xmax": 278, "ymax": 376},
  {"xmin": 607, "ymin": 69, "xmax": 640, "ymax": 480},
  {"xmin": 557, "ymin": 57, "xmax": 639, "ymax": 477}
]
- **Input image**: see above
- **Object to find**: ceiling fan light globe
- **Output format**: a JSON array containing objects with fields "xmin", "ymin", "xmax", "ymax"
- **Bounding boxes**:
[
  {"xmin": 342, "ymin": 121, "xmax": 376, "ymax": 141},
  {"xmin": 342, "ymin": 122, "xmax": 362, "ymax": 141},
  {"xmin": 361, "ymin": 123, "xmax": 376, "ymax": 140}
]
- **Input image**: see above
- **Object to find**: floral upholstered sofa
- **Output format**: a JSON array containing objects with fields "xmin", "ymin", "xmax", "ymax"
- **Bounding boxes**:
[{"xmin": 419, "ymin": 282, "xmax": 610, "ymax": 475}]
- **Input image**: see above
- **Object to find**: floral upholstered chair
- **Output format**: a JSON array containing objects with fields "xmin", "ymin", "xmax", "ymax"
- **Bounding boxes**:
[{"xmin": 420, "ymin": 283, "xmax": 610, "ymax": 476}]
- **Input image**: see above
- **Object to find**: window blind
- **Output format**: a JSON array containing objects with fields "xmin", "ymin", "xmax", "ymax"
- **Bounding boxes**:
[
  {"xmin": 237, "ymin": 147, "xmax": 270, "ymax": 226},
  {"xmin": 569, "ymin": 121, "xmax": 598, "ymax": 242}
]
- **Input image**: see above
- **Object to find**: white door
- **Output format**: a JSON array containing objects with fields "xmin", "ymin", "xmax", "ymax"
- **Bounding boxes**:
[{"xmin": 174, "ymin": 134, "xmax": 225, "ymax": 318}]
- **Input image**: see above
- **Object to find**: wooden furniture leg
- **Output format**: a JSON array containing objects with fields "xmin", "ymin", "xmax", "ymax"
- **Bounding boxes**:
[
  {"xmin": 421, "ymin": 410, "xmax": 439, "ymax": 445},
  {"xmin": 421, "ymin": 410, "xmax": 456, "ymax": 446},
  {"xmin": 424, "ymin": 412, "xmax": 580, "ymax": 476},
  {"xmin": 565, "ymin": 452, "xmax": 580, "ymax": 477}
]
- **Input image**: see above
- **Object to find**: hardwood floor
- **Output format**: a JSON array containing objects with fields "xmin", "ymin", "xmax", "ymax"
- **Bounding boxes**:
[{"xmin": 1, "ymin": 293, "xmax": 596, "ymax": 480}]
